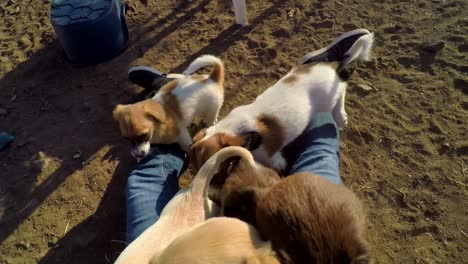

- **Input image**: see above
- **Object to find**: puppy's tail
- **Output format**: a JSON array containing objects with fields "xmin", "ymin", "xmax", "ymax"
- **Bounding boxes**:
[
  {"xmin": 182, "ymin": 55, "xmax": 225, "ymax": 86},
  {"xmin": 340, "ymin": 32, "xmax": 374, "ymax": 66},
  {"xmin": 190, "ymin": 146, "xmax": 256, "ymax": 198}
]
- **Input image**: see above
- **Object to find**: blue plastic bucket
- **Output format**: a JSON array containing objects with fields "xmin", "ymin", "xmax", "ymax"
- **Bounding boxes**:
[{"xmin": 50, "ymin": 0, "xmax": 129, "ymax": 65}]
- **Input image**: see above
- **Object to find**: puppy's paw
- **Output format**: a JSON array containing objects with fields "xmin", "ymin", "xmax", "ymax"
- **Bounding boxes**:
[{"xmin": 334, "ymin": 112, "xmax": 348, "ymax": 128}]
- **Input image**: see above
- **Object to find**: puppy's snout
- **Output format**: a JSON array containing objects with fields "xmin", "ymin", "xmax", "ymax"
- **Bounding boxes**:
[{"xmin": 131, "ymin": 141, "xmax": 150, "ymax": 159}]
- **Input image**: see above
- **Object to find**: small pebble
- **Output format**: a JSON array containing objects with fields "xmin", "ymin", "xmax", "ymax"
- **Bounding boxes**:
[
  {"xmin": 47, "ymin": 236, "xmax": 58, "ymax": 247},
  {"xmin": 18, "ymin": 37, "xmax": 32, "ymax": 49},
  {"xmin": 16, "ymin": 242, "xmax": 30, "ymax": 250},
  {"xmin": 25, "ymin": 152, "xmax": 50, "ymax": 172},
  {"xmin": 354, "ymin": 84, "xmax": 374, "ymax": 96}
]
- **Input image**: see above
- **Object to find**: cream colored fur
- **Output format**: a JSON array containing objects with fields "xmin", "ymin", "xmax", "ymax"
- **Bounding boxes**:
[
  {"xmin": 150, "ymin": 217, "xmax": 279, "ymax": 264},
  {"xmin": 114, "ymin": 147, "xmax": 257, "ymax": 264}
]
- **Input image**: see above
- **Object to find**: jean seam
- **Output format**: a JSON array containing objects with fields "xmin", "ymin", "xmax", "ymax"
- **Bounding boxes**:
[{"xmin": 160, "ymin": 150, "xmax": 167, "ymax": 180}]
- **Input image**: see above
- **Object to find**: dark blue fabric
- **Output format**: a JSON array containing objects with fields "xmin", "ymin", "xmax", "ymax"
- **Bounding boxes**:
[{"xmin": 125, "ymin": 144, "xmax": 185, "ymax": 242}]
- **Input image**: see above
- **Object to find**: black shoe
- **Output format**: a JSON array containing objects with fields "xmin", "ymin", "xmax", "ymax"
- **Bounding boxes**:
[
  {"xmin": 128, "ymin": 66, "xmax": 173, "ymax": 91},
  {"xmin": 300, "ymin": 29, "xmax": 371, "ymax": 65}
]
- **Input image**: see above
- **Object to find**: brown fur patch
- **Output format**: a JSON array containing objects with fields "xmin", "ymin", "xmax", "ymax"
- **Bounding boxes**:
[
  {"xmin": 113, "ymin": 99, "xmax": 181, "ymax": 144},
  {"xmin": 294, "ymin": 63, "xmax": 315, "ymax": 74},
  {"xmin": 152, "ymin": 107, "xmax": 180, "ymax": 143},
  {"xmin": 113, "ymin": 100, "xmax": 161, "ymax": 139},
  {"xmin": 160, "ymin": 79, "xmax": 179, "ymax": 94},
  {"xmin": 219, "ymin": 159, "xmax": 281, "ymax": 225},
  {"xmin": 256, "ymin": 173, "xmax": 371, "ymax": 264},
  {"xmin": 282, "ymin": 75, "xmax": 297, "ymax": 84},
  {"xmin": 158, "ymin": 79, "xmax": 183, "ymax": 119},
  {"xmin": 161, "ymin": 93, "xmax": 182, "ymax": 119},
  {"xmin": 210, "ymin": 60, "xmax": 224, "ymax": 87},
  {"xmin": 190, "ymin": 133, "xmax": 245, "ymax": 172},
  {"xmin": 191, "ymin": 75, "xmax": 207, "ymax": 82},
  {"xmin": 256, "ymin": 114, "xmax": 284, "ymax": 156}
]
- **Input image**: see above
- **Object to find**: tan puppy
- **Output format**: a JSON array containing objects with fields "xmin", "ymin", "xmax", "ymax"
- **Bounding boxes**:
[
  {"xmin": 113, "ymin": 55, "xmax": 224, "ymax": 159},
  {"xmin": 150, "ymin": 217, "xmax": 280, "ymax": 264},
  {"xmin": 214, "ymin": 152, "xmax": 371, "ymax": 264},
  {"xmin": 114, "ymin": 146, "xmax": 257, "ymax": 264}
]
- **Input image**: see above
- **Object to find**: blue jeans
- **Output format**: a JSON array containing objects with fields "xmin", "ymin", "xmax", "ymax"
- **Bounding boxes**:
[{"xmin": 125, "ymin": 112, "xmax": 341, "ymax": 243}]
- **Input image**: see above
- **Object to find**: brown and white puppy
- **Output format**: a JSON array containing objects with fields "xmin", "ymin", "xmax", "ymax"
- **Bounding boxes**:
[
  {"xmin": 113, "ymin": 146, "xmax": 257, "ymax": 264},
  {"xmin": 214, "ymin": 152, "xmax": 371, "ymax": 264},
  {"xmin": 113, "ymin": 55, "xmax": 224, "ymax": 159},
  {"xmin": 190, "ymin": 32, "xmax": 374, "ymax": 172},
  {"xmin": 150, "ymin": 217, "xmax": 280, "ymax": 264}
]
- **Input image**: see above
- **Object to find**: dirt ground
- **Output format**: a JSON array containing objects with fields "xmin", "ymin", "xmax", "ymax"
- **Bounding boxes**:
[{"xmin": 0, "ymin": 0, "xmax": 467, "ymax": 263}]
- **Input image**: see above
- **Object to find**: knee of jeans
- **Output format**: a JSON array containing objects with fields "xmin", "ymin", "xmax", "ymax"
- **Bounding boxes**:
[{"xmin": 290, "ymin": 156, "xmax": 342, "ymax": 184}]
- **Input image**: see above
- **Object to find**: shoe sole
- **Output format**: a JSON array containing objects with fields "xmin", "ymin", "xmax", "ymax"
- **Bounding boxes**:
[
  {"xmin": 128, "ymin": 65, "xmax": 163, "ymax": 76},
  {"xmin": 299, "ymin": 29, "xmax": 371, "ymax": 65}
]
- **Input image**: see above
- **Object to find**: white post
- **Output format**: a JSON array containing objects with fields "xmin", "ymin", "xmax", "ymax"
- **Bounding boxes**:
[{"xmin": 232, "ymin": 0, "xmax": 248, "ymax": 26}]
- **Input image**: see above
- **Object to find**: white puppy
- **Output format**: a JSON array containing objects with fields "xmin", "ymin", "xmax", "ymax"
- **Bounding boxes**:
[
  {"xmin": 190, "ymin": 31, "xmax": 374, "ymax": 172},
  {"xmin": 113, "ymin": 55, "xmax": 224, "ymax": 159},
  {"xmin": 114, "ymin": 147, "xmax": 258, "ymax": 264}
]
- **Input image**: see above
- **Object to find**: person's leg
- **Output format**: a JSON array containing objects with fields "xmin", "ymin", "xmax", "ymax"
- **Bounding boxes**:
[
  {"xmin": 285, "ymin": 112, "xmax": 342, "ymax": 184},
  {"xmin": 125, "ymin": 144, "xmax": 186, "ymax": 243}
]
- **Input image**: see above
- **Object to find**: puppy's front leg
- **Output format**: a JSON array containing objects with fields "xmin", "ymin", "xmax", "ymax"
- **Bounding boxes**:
[
  {"xmin": 270, "ymin": 152, "xmax": 287, "ymax": 172},
  {"xmin": 332, "ymin": 88, "xmax": 348, "ymax": 128},
  {"xmin": 204, "ymin": 100, "xmax": 222, "ymax": 126},
  {"xmin": 177, "ymin": 127, "xmax": 192, "ymax": 152}
]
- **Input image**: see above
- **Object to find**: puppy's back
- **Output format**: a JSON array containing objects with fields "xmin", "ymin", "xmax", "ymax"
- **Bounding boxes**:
[
  {"xmin": 151, "ymin": 217, "xmax": 279, "ymax": 264},
  {"xmin": 256, "ymin": 173, "xmax": 371, "ymax": 264}
]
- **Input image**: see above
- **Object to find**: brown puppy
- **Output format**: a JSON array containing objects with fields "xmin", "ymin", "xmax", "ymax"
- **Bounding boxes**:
[
  {"xmin": 216, "ymin": 156, "xmax": 281, "ymax": 224},
  {"xmin": 256, "ymin": 173, "xmax": 371, "ymax": 264},
  {"xmin": 216, "ymin": 153, "xmax": 371, "ymax": 264}
]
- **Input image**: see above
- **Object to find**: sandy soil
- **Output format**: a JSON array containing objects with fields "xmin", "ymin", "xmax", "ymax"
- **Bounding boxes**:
[{"xmin": 0, "ymin": 0, "xmax": 467, "ymax": 263}]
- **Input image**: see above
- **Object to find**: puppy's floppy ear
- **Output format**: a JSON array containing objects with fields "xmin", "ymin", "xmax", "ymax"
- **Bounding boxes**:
[
  {"xmin": 222, "ymin": 187, "xmax": 259, "ymax": 225},
  {"xmin": 112, "ymin": 104, "xmax": 125, "ymax": 121},
  {"xmin": 143, "ymin": 100, "xmax": 166, "ymax": 123},
  {"xmin": 192, "ymin": 128, "xmax": 207, "ymax": 143},
  {"xmin": 240, "ymin": 131, "xmax": 262, "ymax": 151}
]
